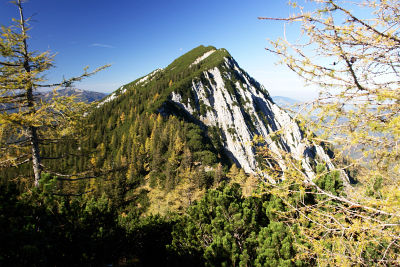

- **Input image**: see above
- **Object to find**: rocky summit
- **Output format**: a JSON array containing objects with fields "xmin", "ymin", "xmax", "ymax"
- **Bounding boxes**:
[{"xmin": 99, "ymin": 45, "xmax": 347, "ymax": 184}]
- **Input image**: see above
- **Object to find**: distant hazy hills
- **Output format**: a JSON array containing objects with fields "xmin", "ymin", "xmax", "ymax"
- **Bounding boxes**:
[
  {"xmin": 41, "ymin": 88, "xmax": 107, "ymax": 103},
  {"xmin": 271, "ymin": 96, "xmax": 301, "ymax": 108},
  {"xmin": 1, "ymin": 88, "xmax": 107, "ymax": 113}
]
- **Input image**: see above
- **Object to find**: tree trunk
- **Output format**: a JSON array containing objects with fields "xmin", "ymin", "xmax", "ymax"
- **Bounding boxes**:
[
  {"xmin": 18, "ymin": 0, "xmax": 42, "ymax": 186},
  {"xmin": 28, "ymin": 126, "xmax": 41, "ymax": 186}
]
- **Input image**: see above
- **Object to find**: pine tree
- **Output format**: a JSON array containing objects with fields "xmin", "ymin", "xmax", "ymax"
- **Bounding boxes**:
[{"xmin": 170, "ymin": 184, "xmax": 303, "ymax": 266}]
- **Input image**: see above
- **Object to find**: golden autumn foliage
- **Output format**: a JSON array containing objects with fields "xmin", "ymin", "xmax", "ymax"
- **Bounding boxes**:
[
  {"xmin": 260, "ymin": 0, "xmax": 400, "ymax": 264},
  {"xmin": 0, "ymin": 0, "xmax": 109, "ymax": 186}
]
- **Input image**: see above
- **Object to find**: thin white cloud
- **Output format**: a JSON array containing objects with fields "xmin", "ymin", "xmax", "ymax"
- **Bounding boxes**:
[{"xmin": 90, "ymin": 43, "xmax": 114, "ymax": 48}]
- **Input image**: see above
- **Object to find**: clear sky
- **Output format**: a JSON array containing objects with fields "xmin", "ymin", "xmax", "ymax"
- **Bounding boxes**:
[{"xmin": 0, "ymin": 0, "xmax": 319, "ymax": 100}]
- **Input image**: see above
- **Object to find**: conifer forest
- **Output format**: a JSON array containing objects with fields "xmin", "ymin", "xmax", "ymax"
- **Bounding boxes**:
[{"xmin": 1, "ymin": 1, "xmax": 400, "ymax": 266}]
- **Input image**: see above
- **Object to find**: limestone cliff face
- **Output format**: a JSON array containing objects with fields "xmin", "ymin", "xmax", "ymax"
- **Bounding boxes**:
[
  {"xmin": 102, "ymin": 45, "xmax": 347, "ymax": 183},
  {"xmin": 168, "ymin": 50, "xmax": 345, "ymax": 183}
]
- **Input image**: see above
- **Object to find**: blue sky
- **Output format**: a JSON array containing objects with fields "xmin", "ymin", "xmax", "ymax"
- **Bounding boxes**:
[{"xmin": 0, "ymin": 0, "xmax": 318, "ymax": 100}]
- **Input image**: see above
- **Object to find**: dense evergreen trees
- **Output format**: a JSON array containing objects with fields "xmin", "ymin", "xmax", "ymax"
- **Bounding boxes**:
[
  {"xmin": 4, "ymin": 171, "xmax": 345, "ymax": 266},
  {"xmin": 170, "ymin": 183, "xmax": 306, "ymax": 266}
]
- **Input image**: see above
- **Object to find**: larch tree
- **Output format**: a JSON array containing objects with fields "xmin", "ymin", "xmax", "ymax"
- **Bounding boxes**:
[
  {"xmin": 259, "ymin": 0, "xmax": 400, "ymax": 265},
  {"xmin": 0, "ymin": 0, "xmax": 109, "ymax": 187}
]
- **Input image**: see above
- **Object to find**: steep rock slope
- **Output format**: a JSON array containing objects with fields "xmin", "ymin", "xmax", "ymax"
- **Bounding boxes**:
[
  {"xmin": 168, "ymin": 49, "xmax": 342, "ymax": 182},
  {"xmin": 99, "ymin": 45, "xmax": 346, "ymax": 183}
]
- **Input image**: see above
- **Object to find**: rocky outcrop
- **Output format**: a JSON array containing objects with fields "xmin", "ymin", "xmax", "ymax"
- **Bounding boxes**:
[{"xmin": 169, "ymin": 50, "xmax": 348, "ymax": 183}]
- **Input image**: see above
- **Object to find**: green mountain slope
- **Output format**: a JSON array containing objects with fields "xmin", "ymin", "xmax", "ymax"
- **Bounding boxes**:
[
  {"xmin": 81, "ymin": 46, "xmax": 241, "ymax": 213},
  {"xmin": 14, "ymin": 45, "xmax": 341, "ymax": 215}
]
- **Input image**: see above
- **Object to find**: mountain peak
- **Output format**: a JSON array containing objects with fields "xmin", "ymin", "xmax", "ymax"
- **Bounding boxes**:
[
  {"xmin": 165, "ymin": 45, "xmax": 230, "ymax": 73},
  {"xmin": 96, "ymin": 46, "xmax": 348, "ymax": 184}
]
